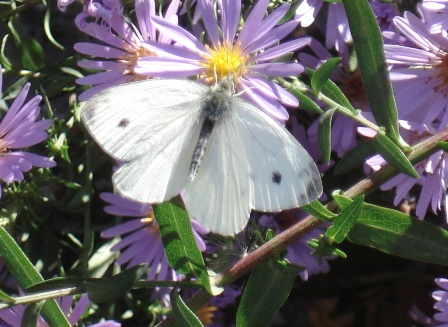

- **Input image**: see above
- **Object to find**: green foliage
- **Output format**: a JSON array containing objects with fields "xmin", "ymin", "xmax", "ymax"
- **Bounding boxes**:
[
  {"xmin": 335, "ymin": 196, "xmax": 448, "ymax": 266},
  {"xmin": 318, "ymin": 107, "xmax": 336, "ymax": 163},
  {"xmin": 154, "ymin": 198, "xmax": 215, "ymax": 295},
  {"xmin": 236, "ymin": 259, "xmax": 300, "ymax": 327},
  {"xmin": 171, "ymin": 289, "xmax": 204, "ymax": 327},
  {"xmin": 373, "ymin": 128, "xmax": 419, "ymax": 178},
  {"xmin": 0, "ymin": 227, "xmax": 70, "ymax": 326},
  {"xmin": 342, "ymin": 0, "xmax": 403, "ymax": 146},
  {"xmin": 326, "ymin": 195, "xmax": 363, "ymax": 243},
  {"xmin": 311, "ymin": 57, "xmax": 342, "ymax": 93}
]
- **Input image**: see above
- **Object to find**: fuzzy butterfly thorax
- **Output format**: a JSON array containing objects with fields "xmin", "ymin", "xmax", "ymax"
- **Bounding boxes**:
[{"xmin": 189, "ymin": 78, "xmax": 234, "ymax": 181}]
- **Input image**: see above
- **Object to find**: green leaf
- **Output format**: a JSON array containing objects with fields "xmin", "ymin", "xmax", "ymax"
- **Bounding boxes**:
[
  {"xmin": 22, "ymin": 302, "xmax": 44, "ymax": 327},
  {"xmin": 373, "ymin": 129, "xmax": 419, "ymax": 178},
  {"xmin": 0, "ymin": 288, "xmax": 14, "ymax": 303},
  {"xmin": 278, "ymin": 0, "xmax": 302, "ymax": 25},
  {"xmin": 326, "ymin": 195, "xmax": 364, "ymax": 243},
  {"xmin": 44, "ymin": 9, "xmax": 64, "ymax": 50},
  {"xmin": 0, "ymin": 227, "xmax": 70, "ymax": 327},
  {"xmin": 86, "ymin": 238, "xmax": 121, "ymax": 278},
  {"xmin": 85, "ymin": 264, "xmax": 147, "ymax": 303},
  {"xmin": 308, "ymin": 237, "xmax": 347, "ymax": 258},
  {"xmin": 154, "ymin": 197, "xmax": 213, "ymax": 294},
  {"xmin": 318, "ymin": 107, "xmax": 336, "ymax": 163},
  {"xmin": 288, "ymin": 87, "xmax": 323, "ymax": 114},
  {"xmin": 334, "ymin": 197, "xmax": 448, "ymax": 265},
  {"xmin": 236, "ymin": 259, "xmax": 299, "ymax": 327},
  {"xmin": 311, "ymin": 57, "xmax": 342, "ymax": 93},
  {"xmin": 171, "ymin": 289, "xmax": 204, "ymax": 327},
  {"xmin": 8, "ymin": 18, "xmax": 44, "ymax": 71},
  {"xmin": 437, "ymin": 141, "xmax": 448, "ymax": 152},
  {"xmin": 342, "ymin": 0, "xmax": 401, "ymax": 143},
  {"xmin": 0, "ymin": 34, "xmax": 12, "ymax": 70},
  {"xmin": 3, "ymin": 77, "xmax": 29, "ymax": 101},
  {"xmin": 301, "ymin": 200, "xmax": 337, "ymax": 221},
  {"xmin": 26, "ymin": 277, "xmax": 93, "ymax": 293},
  {"xmin": 308, "ymin": 69, "xmax": 357, "ymax": 115},
  {"xmin": 334, "ymin": 141, "xmax": 376, "ymax": 175}
]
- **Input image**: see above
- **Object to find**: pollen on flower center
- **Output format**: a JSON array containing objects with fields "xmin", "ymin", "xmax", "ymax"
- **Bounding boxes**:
[
  {"xmin": 120, "ymin": 45, "xmax": 155, "ymax": 79},
  {"xmin": 203, "ymin": 42, "xmax": 247, "ymax": 83},
  {"xmin": 434, "ymin": 52, "xmax": 448, "ymax": 94}
]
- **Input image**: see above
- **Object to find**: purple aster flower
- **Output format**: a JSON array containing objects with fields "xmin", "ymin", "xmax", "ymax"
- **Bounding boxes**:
[
  {"xmin": 421, "ymin": 0, "xmax": 448, "ymax": 33},
  {"xmin": 384, "ymin": 12, "xmax": 448, "ymax": 128},
  {"xmin": 360, "ymin": 120, "xmax": 448, "ymax": 220},
  {"xmin": 136, "ymin": 0, "xmax": 309, "ymax": 120},
  {"xmin": 370, "ymin": 0, "xmax": 400, "ymax": 31},
  {"xmin": 295, "ymin": 0, "xmax": 324, "ymax": 28},
  {"xmin": 295, "ymin": 0, "xmax": 352, "ymax": 57},
  {"xmin": 100, "ymin": 192, "xmax": 207, "ymax": 281},
  {"xmin": 0, "ymin": 66, "xmax": 55, "ymax": 198},
  {"xmin": 74, "ymin": 0, "xmax": 180, "ymax": 100},
  {"xmin": 434, "ymin": 278, "xmax": 448, "ymax": 326},
  {"xmin": 0, "ymin": 294, "xmax": 120, "ymax": 326},
  {"xmin": 57, "ymin": 0, "xmax": 77, "ymax": 12}
]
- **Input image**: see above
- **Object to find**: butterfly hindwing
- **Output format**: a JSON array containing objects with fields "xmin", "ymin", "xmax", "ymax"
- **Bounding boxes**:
[
  {"xmin": 183, "ymin": 111, "xmax": 253, "ymax": 235},
  {"xmin": 233, "ymin": 99, "xmax": 322, "ymax": 212}
]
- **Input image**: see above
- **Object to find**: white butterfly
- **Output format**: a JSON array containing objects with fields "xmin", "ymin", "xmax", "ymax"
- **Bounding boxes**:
[{"xmin": 81, "ymin": 77, "xmax": 322, "ymax": 235}]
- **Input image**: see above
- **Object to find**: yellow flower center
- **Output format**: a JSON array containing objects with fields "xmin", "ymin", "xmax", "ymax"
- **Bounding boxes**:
[
  {"xmin": 202, "ymin": 42, "xmax": 248, "ymax": 84},
  {"xmin": 196, "ymin": 304, "xmax": 218, "ymax": 325}
]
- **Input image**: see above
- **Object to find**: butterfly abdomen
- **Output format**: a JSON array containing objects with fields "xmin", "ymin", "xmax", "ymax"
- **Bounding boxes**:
[{"xmin": 188, "ymin": 79, "xmax": 233, "ymax": 181}]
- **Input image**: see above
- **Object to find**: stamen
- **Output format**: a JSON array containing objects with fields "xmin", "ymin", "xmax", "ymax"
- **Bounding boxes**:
[{"xmin": 202, "ymin": 42, "xmax": 248, "ymax": 84}]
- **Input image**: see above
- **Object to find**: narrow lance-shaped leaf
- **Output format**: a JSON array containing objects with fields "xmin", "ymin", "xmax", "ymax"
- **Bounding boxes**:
[
  {"xmin": 0, "ymin": 227, "xmax": 70, "ymax": 327},
  {"xmin": 437, "ymin": 141, "xmax": 448, "ymax": 152},
  {"xmin": 170, "ymin": 289, "xmax": 204, "ymax": 327},
  {"xmin": 287, "ymin": 86, "xmax": 323, "ymax": 114},
  {"xmin": 334, "ymin": 196, "xmax": 448, "ymax": 266},
  {"xmin": 0, "ymin": 288, "xmax": 14, "ymax": 303},
  {"xmin": 342, "ymin": 0, "xmax": 401, "ymax": 144},
  {"xmin": 236, "ymin": 259, "xmax": 300, "ymax": 327},
  {"xmin": 154, "ymin": 197, "xmax": 214, "ymax": 295},
  {"xmin": 22, "ymin": 302, "xmax": 46, "ymax": 327},
  {"xmin": 373, "ymin": 128, "xmax": 419, "ymax": 178},
  {"xmin": 307, "ymin": 69, "xmax": 357, "ymax": 115},
  {"xmin": 318, "ymin": 107, "xmax": 336, "ymax": 163},
  {"xmin": 311, "ymin": 57, "xmax": 342, "ymax": 93},
  {"xmin": 85, "ymin": 264, "xmax": 147, "ymax": 303},
  {"xmin": 301, "ymin": 200, "xmax": 337, "ymax": 221},
  {"xmin": 326, "ymin": 195, "xmax": 364, "ymax": 243}
]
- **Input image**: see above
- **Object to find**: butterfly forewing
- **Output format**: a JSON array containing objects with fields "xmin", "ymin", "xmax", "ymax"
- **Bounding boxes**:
[
  {"xmin": 81, "ymin": 79, "xmax": 208, "ymax": 161},
  {"xmin": 81, "ymin": 79, "xmax": 207, "ymax": 203}
]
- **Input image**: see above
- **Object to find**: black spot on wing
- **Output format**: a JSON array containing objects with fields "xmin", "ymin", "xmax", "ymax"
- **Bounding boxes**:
[
  {"xmin": 272, "ymin": 171, "xmax": 282, "ymax": 184},
  {"xmin": 118, "ymin": 118, "xmax": 130, "ymax": 128}
]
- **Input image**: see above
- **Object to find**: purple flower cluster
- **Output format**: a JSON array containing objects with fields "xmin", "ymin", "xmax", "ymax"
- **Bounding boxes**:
[{"xmin": 0, "ymin": 66, "xmax": 55, "ymax": 198}]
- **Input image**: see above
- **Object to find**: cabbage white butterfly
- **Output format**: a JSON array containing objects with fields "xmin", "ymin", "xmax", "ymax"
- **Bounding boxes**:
[{"xmin": 81, "ymin": 77, "xmax": 322, "ymax": 235}]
